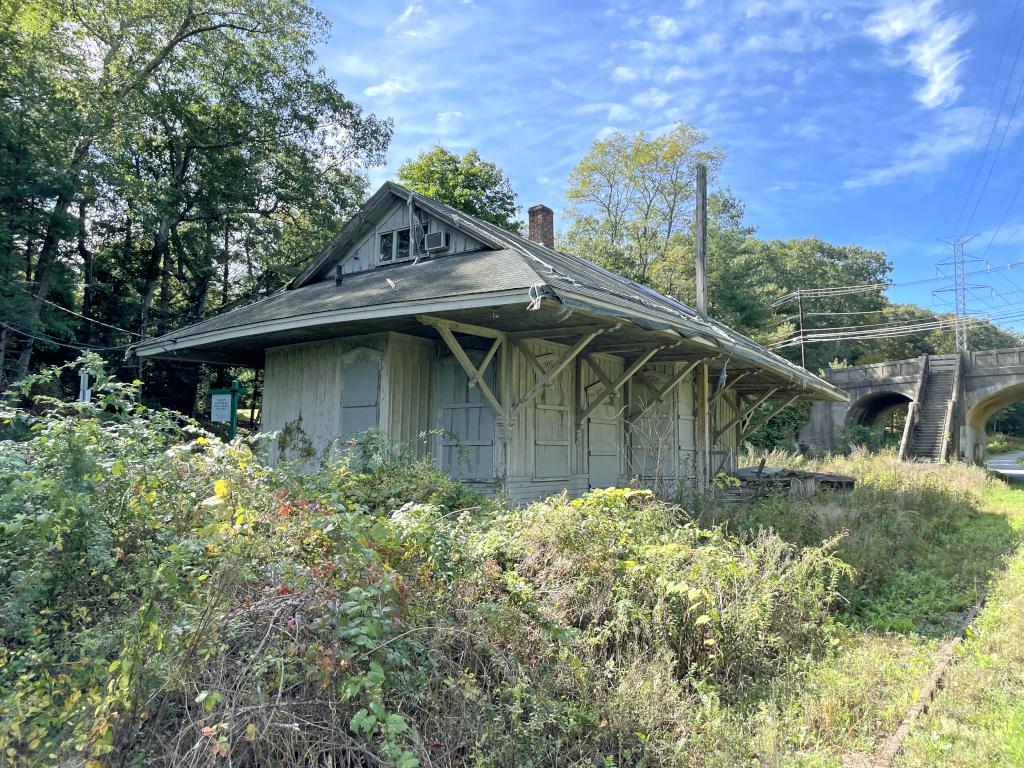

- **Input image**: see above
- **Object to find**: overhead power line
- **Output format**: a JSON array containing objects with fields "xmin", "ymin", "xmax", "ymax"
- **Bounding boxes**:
[
  {"xmin": 0, "ymin": 321, "xmax": 134, "ymax": 352},
  {"xmin": 1, "ymin": 276, "xmax": 143, "ymax": 338},
  {"xmin": 952, "ymin": 11, "xmax": 1024, "ymax": 233},
  {"xmin": 945, "ymin": 0, "xmax": 1022, "ymax": 225}
]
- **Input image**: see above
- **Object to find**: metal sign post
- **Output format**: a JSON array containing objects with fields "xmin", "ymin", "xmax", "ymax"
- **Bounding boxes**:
[{"xmin": 209, "ymin": 379, "xmax": 247, "ymax": 439}]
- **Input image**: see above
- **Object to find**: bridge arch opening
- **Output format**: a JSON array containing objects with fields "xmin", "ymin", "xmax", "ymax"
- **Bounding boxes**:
[
  {"xmin": 846, "ymin": 390, "xmax": 911, "ymax": 448},
  {"xmin": 965, "ymin": 382, "xmax": 1024, "ymax": 464}
]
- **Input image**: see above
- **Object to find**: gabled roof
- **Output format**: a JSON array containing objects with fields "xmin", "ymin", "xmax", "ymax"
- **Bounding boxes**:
[{"xmin": 134, "ymin": 181, "xmax": 846, "ymax": 402}]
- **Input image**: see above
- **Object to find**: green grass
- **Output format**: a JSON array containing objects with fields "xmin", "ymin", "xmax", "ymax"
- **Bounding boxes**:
[
  {"xmin": 896, "ymin": 482, "xmax": 1024, "ymax": 768},
  {"xmin": 700, "ymin": 451, "xmax": 1024, "ymax": 766}
]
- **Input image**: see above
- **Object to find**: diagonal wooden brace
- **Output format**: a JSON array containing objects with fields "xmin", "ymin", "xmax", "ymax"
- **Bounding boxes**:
[
  {"xmin": 741, "ymin": 394, "xmax": 801, "ymax": 440},
  {"xmin": 713, "ymin": 387, "xmax": 780, "ymax": 442},
  {"xmin": 510, "ymin": 327, "xmax": 612, "ymax": 417},
  {"xmin": 429, "ymin": 321, "xmax": 505, "ymax": 416},
  {"xmin": 631, "ymin": 358, "xmax": 705, "ymax": 421},
  {"xmin": 711, "ymin": 370, "xmax": 750, "ymax": 406},
  {"xmin": 577, "ymin": 344, "xmax": 671, "ymax": 428}
]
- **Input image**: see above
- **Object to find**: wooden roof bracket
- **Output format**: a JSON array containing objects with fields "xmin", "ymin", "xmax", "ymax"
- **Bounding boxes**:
[
  {"xmin": 714, "ymin": 387, "xmax": 780, "ymax": 442},
  {"xmin": 419, "ymin": 315, "xmax": 506, "ymax": 416},
  {"xmin": 577, "ymin": 342, "xmax": 677, "ymax": 430},
  {"xmin": 509, "ymin": 324, "xmax": 619, "ymax": 418},
  {"xmin": 631, "ymin": 358, "xmax": 705, "ymax": 421},
  {"xmin": 740, "ymin": 394, "xmax": 801, "ymax": 441},
  {"xmin": 711, "ymin": 370, "xmax": 751, "ymax": 406}
]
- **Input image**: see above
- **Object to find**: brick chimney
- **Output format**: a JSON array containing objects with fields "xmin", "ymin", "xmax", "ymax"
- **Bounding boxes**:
[{"xmin": 528, "ymin": 204, "xmax": 554, "ymax": 249}]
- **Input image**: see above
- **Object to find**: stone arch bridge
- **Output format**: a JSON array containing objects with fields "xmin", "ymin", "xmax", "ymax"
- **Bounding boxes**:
[{"xmin": 800, "ymin": 348, "xmax": 1024, "ymax": 464}]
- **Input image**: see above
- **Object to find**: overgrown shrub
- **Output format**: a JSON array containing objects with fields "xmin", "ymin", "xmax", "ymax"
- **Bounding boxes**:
[
  {"xmin": 706, "ymin": 447, "xmax": 1015, "ymax": 635},
  {"xmin": 0, "ymin": 359, "xmax": 1007, "ymax": 767}
]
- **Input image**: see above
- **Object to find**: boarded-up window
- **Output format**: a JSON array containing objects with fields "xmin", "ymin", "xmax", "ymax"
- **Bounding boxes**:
[
  {"xmin": 534, "ymin": 355, "xmax": 571, "ymax": 478},
  {"xmin": 341, "ymin": 350, "xmax": 381, "ymax": 438},
  {"xmin": 435, "ymin": 353, "xmax": 496, "ymax": 480}
]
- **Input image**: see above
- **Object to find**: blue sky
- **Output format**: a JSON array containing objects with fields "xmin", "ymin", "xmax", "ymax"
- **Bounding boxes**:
[{"xmin": 322, "ymin": 0, "xmax": 1024, "ymax": 327}]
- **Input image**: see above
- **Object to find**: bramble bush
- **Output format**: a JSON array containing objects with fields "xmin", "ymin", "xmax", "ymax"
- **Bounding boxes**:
[{"xmin": 0, "ymin": 357, "xmax": 984, "ymax": 767}]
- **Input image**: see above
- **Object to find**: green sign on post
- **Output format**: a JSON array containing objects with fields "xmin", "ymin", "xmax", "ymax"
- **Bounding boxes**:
[{"xmin": 210, "ymin": 379, "xmax": 247, "ymax": 439}]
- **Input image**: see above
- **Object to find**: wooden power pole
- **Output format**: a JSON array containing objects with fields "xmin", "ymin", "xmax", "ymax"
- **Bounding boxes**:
[{"xmin": 695, "ymin": 163, "xmax": 708, "ymax": 317}]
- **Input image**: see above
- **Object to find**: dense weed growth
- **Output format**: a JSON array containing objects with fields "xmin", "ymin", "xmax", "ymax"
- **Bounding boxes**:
[{"xmin": 0, "ymin": 359, "xmax": 1017, "ymax": 767}]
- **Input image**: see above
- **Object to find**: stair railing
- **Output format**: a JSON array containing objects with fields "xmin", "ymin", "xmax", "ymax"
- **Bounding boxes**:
[
  {"xmin": 899, "ymin": 354, "xmax": 928, "ymax": 461},
  {"xmin": 938, "ymin": 353, "xmax": 962, "ymax": 463}
]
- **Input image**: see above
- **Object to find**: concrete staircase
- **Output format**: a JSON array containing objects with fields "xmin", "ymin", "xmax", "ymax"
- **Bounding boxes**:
[{"xmin": 906, "ymin": 355, "xmax": 958, "ymax": 462}]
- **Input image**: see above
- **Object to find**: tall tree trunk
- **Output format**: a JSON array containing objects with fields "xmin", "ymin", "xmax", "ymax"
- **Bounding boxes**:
[
  {"xmin": 221, "ymin": 224, "xmax": 230, "ymax": 308},
  {"xmin": 16, "ymin": 137, "xmax": 93, "ymax": 378},
  {"xmin": 157, "ymin": 248, "xmax": 171, "ymax": 335},
  {"xmin": 139, "ymin": 218, "xmax": 171, "ymax": 339},
  {"xmin": 78, "ymin": 200, "xmax": 94, "ymax": 340}
]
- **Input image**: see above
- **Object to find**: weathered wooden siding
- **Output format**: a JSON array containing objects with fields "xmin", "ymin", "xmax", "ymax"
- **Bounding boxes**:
[
  {"xmin": 262, "ymin": 331, "xmax": 743, "ymax": 498},
  {"xmin": 432, "ymin": 348, "xmax": 497, "ymax": 480},
  {"xmin": 335, "ymin": 202, "xmax": 487, "ymax": 276},
  {"xmin": 385, "ymin": 334, "xmax": 433, "ymax": 455},
  {"xmin": 676, "ymin": 373, "xmax": 698, "ymax": 488},
  {"xmin": 503, "ymin": 339, "xmax": 590, "ymax": 500},
  {"xmin": 712, "ymin": 392, "xmax": 741, "ymax": 474},
  {"xmin": 263, "ymin": 336, "xmax": 388, "ymax": 463},
  {"xmin": 579, "ymin": 353, "xmax": 626, "ymax": 488}
]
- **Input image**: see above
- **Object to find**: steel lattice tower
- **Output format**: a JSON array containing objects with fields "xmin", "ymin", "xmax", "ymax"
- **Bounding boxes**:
[{"xmin": 935, "ymin": 235, "xmax": 981, "ymax": 354}]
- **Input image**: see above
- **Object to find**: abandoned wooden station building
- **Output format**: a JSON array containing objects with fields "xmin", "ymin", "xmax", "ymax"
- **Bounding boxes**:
[{"xmin": 135, "ymin": 182, "xmax": 845, "ymax": 501}]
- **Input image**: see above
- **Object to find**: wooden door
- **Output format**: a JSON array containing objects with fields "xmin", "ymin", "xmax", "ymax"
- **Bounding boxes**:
[
  {"xmin": 434, "ymin": 352, "xmax": 496, "ymax": 480},
  {"xmin": 585, "ymin": 379, "xmax": 620, "ymax": 488},
  {"xmin": 340, "ymin": 348, "xmax": 381, "ymax": 439}
]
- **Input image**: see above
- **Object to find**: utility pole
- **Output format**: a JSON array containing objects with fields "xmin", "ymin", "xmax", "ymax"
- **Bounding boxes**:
[
  {"xmin": 935, "ymin": 235, "xmax": 981, "ymax": 354},
  {"xmin": 796, "ymin": 290, "xmax": 806, "ymax": 368},
  {"xmin": 695, "ymin": 163, "xmax": 708, "ymax": 317}
]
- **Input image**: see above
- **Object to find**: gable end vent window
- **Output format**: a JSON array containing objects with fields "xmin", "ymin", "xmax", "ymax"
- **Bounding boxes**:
[{"xmin": 379, "ymin": 221, "xmax": 430, "ymax": 263}]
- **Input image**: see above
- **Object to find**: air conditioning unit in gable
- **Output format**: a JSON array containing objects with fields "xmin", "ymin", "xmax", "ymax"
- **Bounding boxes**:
[{"xmin": 423, "ymin": 230, "xmax": 449, "ymax": 253}]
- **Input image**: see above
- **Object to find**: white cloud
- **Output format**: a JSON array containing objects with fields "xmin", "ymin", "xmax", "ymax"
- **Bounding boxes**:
[
  {"xmin": 843, "ymin": 106, "xmax": 983, "ymax": 189},
  {"xmin": 661, "ymin": 65, "xmax": 702, "ymax": 82},
  {"xmin": 648, "ymin": 15, "xmax": 681, "ymax": 40},
  {"xmin": 396, "ymin": 2, "xmax": 425, "ymax": 24},
  {"xmin": 579, "ymin": 102, "xmax": 635, "ymax": 122},
  {"xmin": 612, "ymin": 65, "xmax": 639, "ymax": 82},
  {"xmin": 632, "ymin": 87, "xmax": 670, "ymax": 108},
  {"xmin": 608, "ymin": 103, "xmax": 634, "ymax": 121},
  {"xmin": 436, "ymin": 110, "xmax": 463, "ymax": 133},
  {"xmin": 866, "ymin": 0, "xmax": 973, "ymax": 109},
  {"xmin": 363, "ymin": 77, "xmax": 413, "ymax": 97}
]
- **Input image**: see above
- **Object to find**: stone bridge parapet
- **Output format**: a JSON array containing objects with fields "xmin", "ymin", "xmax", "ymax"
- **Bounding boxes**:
[{"xmin": 800, "ymin": 348, "xmax": 1024, "ymax": 464}]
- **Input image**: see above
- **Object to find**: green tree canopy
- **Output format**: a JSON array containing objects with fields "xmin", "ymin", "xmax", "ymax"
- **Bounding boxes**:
[
  {"xmin": 0, "ymin": 0, "xmax": 392, "ymax": 400},
  {"xmin": 563, "ymin": 124, "xmax": 724, "ymax": 285},
  {"xmin": 397, "ymin": 147, "xmax": 520, "ymax": 232}
]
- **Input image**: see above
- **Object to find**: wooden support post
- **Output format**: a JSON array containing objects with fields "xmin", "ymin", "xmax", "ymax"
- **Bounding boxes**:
[
  {"xmin": 714, "ymin": 387, "xmax": 780, "ymax": 442},
  {"xmin": 700, "ymin": 361, "xmax": 711, "ymax": 489},
  {"xmin": 741, "ymin": 394, "xmax": 800, "ymax": 440},
  {"xmin": 577, "ymin": 344, "xmax": 669, "ymax": 428}
]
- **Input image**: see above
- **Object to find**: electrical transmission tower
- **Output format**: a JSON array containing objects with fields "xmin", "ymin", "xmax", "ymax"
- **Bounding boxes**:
[{"xmin": 934, "ymin": 235, "xmax": 985, "ymax": 353}]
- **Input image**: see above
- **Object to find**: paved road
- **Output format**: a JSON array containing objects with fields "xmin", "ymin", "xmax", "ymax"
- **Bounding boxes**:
[{"xmin": 985, "ymin": 451, "xmax": 1024, "ymax": 481}]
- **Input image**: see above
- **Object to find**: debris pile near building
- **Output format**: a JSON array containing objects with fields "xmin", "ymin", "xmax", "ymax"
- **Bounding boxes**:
[{"xmin": 720, "ymin": 461, "xmax": 855, "ymax": 502}]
